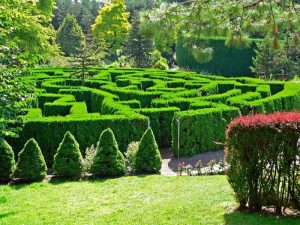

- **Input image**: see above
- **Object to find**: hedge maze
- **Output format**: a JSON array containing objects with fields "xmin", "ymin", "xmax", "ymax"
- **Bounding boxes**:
[{"xmin": 11, "ymin": 68, "xmax": 300, "ymax": 165}]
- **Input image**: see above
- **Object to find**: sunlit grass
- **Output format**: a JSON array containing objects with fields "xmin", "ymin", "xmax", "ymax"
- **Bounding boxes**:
[{"xmin": 0, "ymin": 175, "xmax": 298, "ymax": 225}]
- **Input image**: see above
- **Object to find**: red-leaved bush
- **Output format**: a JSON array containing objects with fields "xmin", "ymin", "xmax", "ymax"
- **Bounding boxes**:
[{"xmin": 225, "ymin": 111, "xmax": 300, "ymax": 214}]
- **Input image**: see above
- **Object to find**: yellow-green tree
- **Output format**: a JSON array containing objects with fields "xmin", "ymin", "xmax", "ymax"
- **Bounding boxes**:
[{"xmin": 92, "ymin": 0, "xmax": 131, "ymax": 52}]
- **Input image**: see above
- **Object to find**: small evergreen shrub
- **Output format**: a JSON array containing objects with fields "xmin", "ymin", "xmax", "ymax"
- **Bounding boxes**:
[
  {"xmin": 125, "ymin": 141, "xmax": 139, "ymax": 171},
  {"xmin": 90, "ymin": 128, "xmax": 126, "ymax": 177},
  {"xmin": 0, "ymin": 140, "xmax": 16, "ymax": 182},
  {"xmin": 135, "ymin": 128, "xmax": 162, "ymax": 173},
  {"xmin": 226, "ymin": 111, "xmax": 300, "ymax": 213},
  {"xmin": 53, "ymin": 131, "xmax": 83, "ymax": 178},
  {"xmin": 14, "ymin": 138, "xmax": 47, "ymax": 182}
]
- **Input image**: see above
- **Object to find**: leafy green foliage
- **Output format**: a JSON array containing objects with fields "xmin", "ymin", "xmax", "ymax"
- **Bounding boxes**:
[
  {"xmin": 92, "ymin": 0, "xmax": 131, "ymax": 52},
  {"xmin": 0, "ymin": 140, "xmax": 15, "ymax": 182},
  {"xmin": 151, "ymin": 50, "xmax": 169, "ymax": 70},
  {"xmin": 37, "ymin": 0, "xmax": 55, "ymax": 22},
  {"xmin": 0, "ymin": 71, "xmax": 36, "ymax": 140},
  {"xmin": 8, "ymin": 68, "xmax": 300, "ymax": 166},
  {"xmin": 53, "ymin": 131, "xmax": 83, "ymax": 178},
  {"xmin": 135, "ymin": 128, "xmax": 162, "ymax": 173},
  {"xmin": 57, "ymin": 14, "xmax": 85, "ymax": 57},
  {"xmin": 0, "ymin": 0, "xmax": 57, "ymax": 66},
  {"xmin": 91, "ymin": 128, "xmax": 126, "ymax": 177},
  {"xmin": 14, "ymin": 138, "xmax": 47, "ymax": 182},
  {"xmin": 172, "ymin": 107, "xmax": 240, "ymax": 157}
]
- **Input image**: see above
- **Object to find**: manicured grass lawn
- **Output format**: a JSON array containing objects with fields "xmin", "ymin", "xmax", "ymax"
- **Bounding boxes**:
[{"xmin": 0, "ymin": 175, "xmax": 298, "ymax": 225}]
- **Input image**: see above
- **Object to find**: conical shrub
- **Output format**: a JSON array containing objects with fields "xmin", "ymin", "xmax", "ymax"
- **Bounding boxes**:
[
  {"xmin": 0, "ymin": 140, "xmax": 16, "ymax": 182},
  {"xmin": 135, "ymin": 128, "xmax": 162, "ymax": 173},
  {"xmin": 53, "ymin": 131, "xmax": 83, "ymax": 178},
  {"xmin": 14, "ymin": 138, "xmax": 47, "ymax": 182},
  {"xmin": 91, "ymin": 128, "xmax": 126, "ymax": 177}
]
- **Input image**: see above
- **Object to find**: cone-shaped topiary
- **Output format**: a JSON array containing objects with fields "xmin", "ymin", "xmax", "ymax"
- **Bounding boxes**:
[
  {"xmin": 0, "ymin": 139, "xmax": 16, "ymax": 182},
  {"xmin": 53, "ymin": 131, "xmax": 83, "ymax": 178},
  {"xmin": 135, "ymin": 128, "xmax": 162, "ymax": 173},
  {"xmin": 91, "ymin": 128, "xmax": 126, "ymax": 177},
  {"xmin": 14, "ymin": 138, "xmax": 47, "ymax": 182}
]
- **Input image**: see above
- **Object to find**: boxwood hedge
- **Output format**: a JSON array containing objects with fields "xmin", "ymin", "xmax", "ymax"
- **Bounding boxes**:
[{"xmin": 7, "ymin": 67, "xmax": 300, "ymax": 164}]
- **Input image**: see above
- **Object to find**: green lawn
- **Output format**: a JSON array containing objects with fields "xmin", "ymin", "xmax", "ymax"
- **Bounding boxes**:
[{"xmin": 0, "ymin": 175, "xmax": 298, "ymax": 225}]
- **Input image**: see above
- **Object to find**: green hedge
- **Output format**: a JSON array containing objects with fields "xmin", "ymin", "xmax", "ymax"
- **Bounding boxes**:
[
  {"xmin": 8, "ymin": 67, "xmax": 300, "ymax": 163},
  {"xmin": 135, "ymin": 107, "xmax": 180, "ymax": 147},
  {"xmin": 9, "ymin": 114, "xmax": 148, "ymax": 166},
  {"xmin": 176, "ymin": 35, "xmax": 258, "ymax": 76},
  {"xmin": 172, "ymin": 107, "xmax": 241, "ymax": 157}
]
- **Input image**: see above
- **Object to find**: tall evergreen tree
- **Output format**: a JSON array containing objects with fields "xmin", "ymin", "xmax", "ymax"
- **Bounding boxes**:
[
  {"xmin": 125, "ymin": 15, "xmax": 154, "ymax": 68},
  {"xmin": 52, "ymin": 0, "xmax": 102, "ymax": 33},
  {"xmin": 57, "ymin": 14, "xmax": 85, "ymax": 57},
  {"xmin": 70, "ymin": 35, "xmax": 102, "ymax": 85}
]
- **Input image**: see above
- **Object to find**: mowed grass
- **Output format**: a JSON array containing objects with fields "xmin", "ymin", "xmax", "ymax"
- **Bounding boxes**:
[{"xmin": 0, "ymin": 175, "xmax": 299, "ymax": 225}]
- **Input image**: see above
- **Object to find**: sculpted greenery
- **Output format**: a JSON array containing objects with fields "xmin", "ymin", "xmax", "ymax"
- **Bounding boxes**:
[
  {"xmin": 0, "ymin": 140, "xmax": 15, "ymax": 182},
  {"xmin": 53, "ymin": 131, "xmax": 83, "ymax": 178},
  {"xmin": 14, "ymin": 138, "xmax": 47, "ymax": 182},
  {"xmin": 91, "ymin": 128, "xmax": 127, "ymax": 177}
]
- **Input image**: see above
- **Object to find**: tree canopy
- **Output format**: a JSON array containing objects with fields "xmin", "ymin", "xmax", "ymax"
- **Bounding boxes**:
[
  {"xmin": 0, "ymin": 0, "xmax": 58, "ymax": 66},
  {"xmin": 141, "ymin": 0, "xmax": 300, "ymax": 62},
  {"xmin": 92, "ymin": 0, "xmax": 131, "ymax": 52}
]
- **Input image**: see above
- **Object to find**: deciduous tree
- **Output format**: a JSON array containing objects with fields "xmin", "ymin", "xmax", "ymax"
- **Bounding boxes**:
[{"xmin": 92, "ymin": 0, "xmax": 131, "ymax": 52}]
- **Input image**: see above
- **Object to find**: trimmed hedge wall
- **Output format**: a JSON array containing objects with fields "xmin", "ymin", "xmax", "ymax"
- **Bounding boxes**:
[
  {"xmin": 172, "ymin": 106, "xmax": 240, "ymax": 157},
  {"xmin": 8, "ymin": 67, "xmax": 300, "ymax": 165},
  {"xmin": 176, "ymin": 35, "xmax": 258, "ymax": 77},
  {"xmin": 10, "ymin": 115, "xmax": 148, "ymax": 166},
  {"xmin": 135, "ymin": 107, "xmax": 180, "ymax": 147}
]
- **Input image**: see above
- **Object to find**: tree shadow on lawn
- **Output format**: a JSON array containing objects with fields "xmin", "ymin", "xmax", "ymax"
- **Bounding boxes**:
[
  {"xmin": 0, "ymin": 212, "xmax": 18, "ymax": 219},
  {"xmin": 224, "ymin": 210, "xmax": 300, "ymax": 225},
  {"xmin": 48, "ymin": 174, "xmax": 139, "ymax": 185}
]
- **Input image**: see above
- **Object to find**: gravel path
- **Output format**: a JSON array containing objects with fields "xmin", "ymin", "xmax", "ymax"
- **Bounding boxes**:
[{"xmin": 160, "ymin": 148, "xmax": 225, "ymax": 176}]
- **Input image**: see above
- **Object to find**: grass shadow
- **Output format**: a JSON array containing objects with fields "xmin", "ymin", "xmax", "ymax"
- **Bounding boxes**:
[
  {"xmin": 0, "ymin": 211, "xmax": 18, "ymax": 219},
  {"xmin": 224, "ymin": 210, "xmax": 300, "ymax": 225}
]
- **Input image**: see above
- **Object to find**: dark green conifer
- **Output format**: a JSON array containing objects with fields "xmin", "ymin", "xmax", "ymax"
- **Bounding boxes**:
[
  {"xmin": 15, "ymin": 138, "xmax": 47, "ymax": 182},
  {"xmin": 0, "ymin": 140, "xmax": 16, "ymax": 182},
  {"xmin": 53, "ymin": 131, "xmax": 83, "ymax": 178},
  {"xmin": 57, "ymin": 14, "xmax": 85, "ymax": 56},
  {"xmin": 135, "ymin": 128, "xmax": 162, "ymax": 173},
  {"xmin": 91, "ymin": 128, "xmax": 126, "ymax": 177}
]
